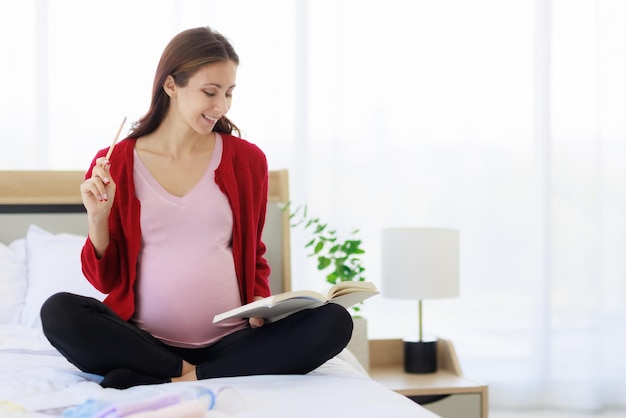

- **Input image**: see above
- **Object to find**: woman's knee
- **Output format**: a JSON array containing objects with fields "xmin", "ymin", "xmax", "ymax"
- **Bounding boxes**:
[
  {"xmin": 318, "ymin": 303, "xmax": 354, "ymax": 344},
  {"xmin": 40, "ymin": 292, "xmax": 83, "ymax": 334}
]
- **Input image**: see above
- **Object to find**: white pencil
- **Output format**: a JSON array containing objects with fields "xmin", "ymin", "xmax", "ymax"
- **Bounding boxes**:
[{"xmin": 105, "ymin": 116, "xmax": 127, "ymax": 160}]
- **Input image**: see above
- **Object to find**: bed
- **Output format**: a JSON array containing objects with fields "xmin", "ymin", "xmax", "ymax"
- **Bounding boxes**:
[{"xmin": 0, "ymin": 169, "xmax": 438, "ymax": 417}]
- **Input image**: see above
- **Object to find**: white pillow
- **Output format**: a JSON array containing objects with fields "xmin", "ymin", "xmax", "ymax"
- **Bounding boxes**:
[
  {"xmin": 0, "ymin": 239, "xmax": 27, "ymax": 325},
  {"xmin": 21, "ymin": 224, "xmax": 106, "ymax": 328}
]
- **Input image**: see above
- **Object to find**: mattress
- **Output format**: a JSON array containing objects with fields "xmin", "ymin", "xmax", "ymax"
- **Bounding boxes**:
[{"xmin": 0, "ymin": 325, "xmax": 438, "ymax": 417}]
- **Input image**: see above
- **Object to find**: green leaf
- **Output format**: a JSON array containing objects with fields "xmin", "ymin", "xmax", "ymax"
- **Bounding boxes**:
[
  {"xmin": 341, "ymin": 264, "xmax": 353, "ymax": 278},
  {"xmin": 313, "ymin": 241, "xmax": 324, "ymax": 254},
  {"xmin": 317, "ymin": 256, "xmax": 331, "ymax": 270}
]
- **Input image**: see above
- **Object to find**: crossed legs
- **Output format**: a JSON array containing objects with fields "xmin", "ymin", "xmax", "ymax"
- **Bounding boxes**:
[{"xmin": 41, "ymin": 292, "xmax": 353, "ymax": 389}]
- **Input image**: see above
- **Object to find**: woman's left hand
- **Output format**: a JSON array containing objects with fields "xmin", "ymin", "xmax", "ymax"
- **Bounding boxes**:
[
  {"xmin": 249, "ymin": 317, "xmax": 265, "ymax": 328},
  {"xmin": 248, "ymin": 296, "xmax": 266, "ymax": 328}
]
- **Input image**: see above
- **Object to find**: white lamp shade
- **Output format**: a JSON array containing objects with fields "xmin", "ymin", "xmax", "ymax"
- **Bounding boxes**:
[{"xmin": 381, "ymin": 228, "xmax": 459, "ymax": 300}]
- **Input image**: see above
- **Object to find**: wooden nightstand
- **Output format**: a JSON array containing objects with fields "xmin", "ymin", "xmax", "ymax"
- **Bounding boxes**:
[{"xmin": 368, "ymin": 339, "xmax": 488, "ymax": 418}]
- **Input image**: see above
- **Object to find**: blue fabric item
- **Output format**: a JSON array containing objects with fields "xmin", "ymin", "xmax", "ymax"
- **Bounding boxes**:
[
  {"xmin": 62, "ymin": 399, "xmax": 110, "ymax": 418},
  {"xmin": 191, "ymin": 387, "xmax": 216, "ymax": 410},
  {"xmin": 62, "ymin": 393, "xmax": 182, "ymax": 418}
]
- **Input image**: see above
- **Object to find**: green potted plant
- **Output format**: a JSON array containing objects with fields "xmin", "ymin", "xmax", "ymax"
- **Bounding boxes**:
[
  {"xmin": 286, "ymin": 203, "xmax": 371, "ymax": 369},
  {"xmin": 288, "ymin": 204, "xmax": 367, "ymax": 313}
]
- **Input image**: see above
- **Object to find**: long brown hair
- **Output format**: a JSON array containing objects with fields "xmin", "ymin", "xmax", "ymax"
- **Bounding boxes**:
[{"xmin": 130, "ymin": 26, "xmax": 240, "ymax": 138}]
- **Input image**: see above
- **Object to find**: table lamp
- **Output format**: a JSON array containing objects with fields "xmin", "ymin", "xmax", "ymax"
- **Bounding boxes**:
[{"xmin": 381, "ymin": 228, "xmax": 459, "ymax": 373}]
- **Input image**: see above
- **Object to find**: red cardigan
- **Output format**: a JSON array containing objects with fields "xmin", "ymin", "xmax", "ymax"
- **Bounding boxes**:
[{"xmin": 80, "ymin": 134, "xmax": 272, "ymax": 321}]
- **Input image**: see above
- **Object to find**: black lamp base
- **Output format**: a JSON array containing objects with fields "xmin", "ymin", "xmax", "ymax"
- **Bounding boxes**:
[{"xmin": 404, "ymin": 338, "xmax": 438, "ymax": 374}]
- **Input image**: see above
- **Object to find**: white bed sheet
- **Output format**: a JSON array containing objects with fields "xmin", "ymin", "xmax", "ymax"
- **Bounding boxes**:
[{"xmin": 0, "ymin": 325, "xmax": 438, "ymax": 418}]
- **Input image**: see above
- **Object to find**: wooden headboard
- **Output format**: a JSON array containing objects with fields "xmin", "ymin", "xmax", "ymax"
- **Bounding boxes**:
[{"xmin": 0, "ymin": 170, "xmax": 291, "ymax": 293}]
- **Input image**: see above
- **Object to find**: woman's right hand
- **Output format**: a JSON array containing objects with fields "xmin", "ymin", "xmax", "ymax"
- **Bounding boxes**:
[
  {"xmin": 80, "ymin": 157, "xmax": 116, "ymax": 220},
  {"xmin": 80, "ymin": 157, "xmax": 116, "ymax": 258}
]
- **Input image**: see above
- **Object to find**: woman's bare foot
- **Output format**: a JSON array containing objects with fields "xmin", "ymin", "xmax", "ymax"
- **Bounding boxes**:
[
  {"xmin": 181, "ymin": 360, "xmax": 195, "ymax": 376},
  {"xmin": 172, "ymin": 360, "xmax": 197, "ymax": 383},
  {"xmin": 171, "ymin": 368, "xmax": 197, "ymax": 382}
]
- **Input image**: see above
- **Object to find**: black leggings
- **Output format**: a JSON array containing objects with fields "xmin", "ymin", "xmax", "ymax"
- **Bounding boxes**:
[{"xmin": 40, "ymin": 292, "xmax": 353, "ymax": 380}]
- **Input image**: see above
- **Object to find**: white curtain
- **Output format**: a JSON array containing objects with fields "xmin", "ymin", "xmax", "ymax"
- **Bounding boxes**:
[{"xmin": 1, "ymin": 0, "xmax": 625, "ymax": 412}]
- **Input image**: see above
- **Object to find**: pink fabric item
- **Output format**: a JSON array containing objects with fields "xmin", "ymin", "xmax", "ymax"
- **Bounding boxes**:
[
  {"xmin": 132, "ymin": 135, "xmax": 247, "ymax": 348},
  {"xmin": 124, "ymin": 398, "xmax": 208, "ymax": 418}
]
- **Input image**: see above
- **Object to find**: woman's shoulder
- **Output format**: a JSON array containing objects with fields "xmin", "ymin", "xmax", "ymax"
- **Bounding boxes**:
[
  {"xmin": 221, "ymin": 133, "xmax": 267, "ymax": 160},
  {"xmin": 115, "ymin": 137, "xmax": 137, "ymax": 152},
  {"xmin": 222, "ymin": 132, "xmax": 261, "ymax": 149},
  {"xmin": 87, "ymin": 137, "xmax": 136, "ymax": 175}
]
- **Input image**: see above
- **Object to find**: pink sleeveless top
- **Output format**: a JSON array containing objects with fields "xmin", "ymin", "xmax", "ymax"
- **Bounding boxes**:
[{"xmin": 131, "ymin": 134, "xmax": 248, "ymax": 348}]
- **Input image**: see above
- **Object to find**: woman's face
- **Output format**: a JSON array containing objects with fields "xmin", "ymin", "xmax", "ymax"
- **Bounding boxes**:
[{"xmin": 172, "ymin": 60, "xmax": 237, "ymax": 135}]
